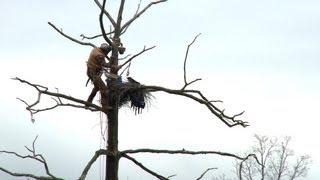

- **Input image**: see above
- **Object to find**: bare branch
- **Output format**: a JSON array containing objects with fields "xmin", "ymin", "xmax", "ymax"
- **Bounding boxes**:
[
  {"xmin": 196, "ymin": 167, "xmax": 217, "ymax": 180},
  {"xmin": 210, "ymin": 100, "xmax": 223, "ymax": 103},
  {"xmin": 252, "ymin": 134, "xmax": 277, "ymax": 179},
  {"xmin": 122, "ymin": 148, "xmax": 261, "ymax": 180},
  {"xmin": 119, "ymin": 54, "xmax": 131, "ymax": 61},
  {"xmin": 122, "ymin": 148, "xmax": 254, "ymax": 161},
  {"xmin": 0, "ymin": 136, "xmax": 62, "ymax": 180},
  {"xmin": 13, "ymin": 77, "xmax": 108, "ymax": 122},
  {"xmin": 24, "ymin": 135, "xmax": 38, "ymax": 155},
  {"xmin": 239, "ymin": 154, "xmax": 262, "ymax": 180},
  {"xmin": 80, "ymin": 29, "xmax": 115, "ymax": 40},
  {"xmin": 182, "ymin": 78, "xmax": 202, "ymax": 90},
  {"xmin": 94, "ymin": 0, "xmax": 116, "ymax": 27},
  {"xmin": 182, "ymin": 33, "xmax": 202, "ymax": 90},
  {"xmin": 0, "ymin": 168, "xmax": 57, "ymax": 180},
  {"xmin": 80, "ymin": 33, "xmax": 103, "ymax": 40},
  {"xmin": 235, "ymin": 153, "xmax": 257, "ymax": 180},
  {"xmin": 116, "ymin": 0, "xmax": 126, "ymax": 28},
  {"xmin": 167, "ymin": 174, "xmax": 177, "ymax": 179},
  {"xmin": 237, "ymin": 135, "xmax": 312, "ymax": 180},
  {"xmin": 48, "ymin": 22, "xmax": 96, "ymax": 48},
  {"xmin": 121, "ymin": 0, "xmax": 167, "ymax": 33},
  {"xmin": 140, "ymin": 85, "xmax": 249, "ymax": 128},
  {"xmin": 119, "ymin": 45, "xmax": 156, "ymax": 71},
  {"xmin": 122, "ymin": 154, "xmax": 168, "ymax": 180},
  {"xmin": 119, "ymin": 0, "xmax": 141, "ymax": 35},
  {"xmin": 179, "ymin": 34, "xmax": 239, "ymax": 126},
  {"xmin": 14, "ymin": 75, "xmax": 247, "ymax": 149},
  {"xmin": 135, "ymin": 0, "xmax": 143, "ymax": 17},
  {"xmin": 78, "ymin": 149, "xmax": 110, "ymax": 180},
  {"xmin": 289, "ymin": 155, "xmax": 312, "ymax": 179},
  {"xmin": 16, "ymin": 94, "xmax": 39, "ymax": 122},
  {"xmin": 99, "ymin": 0, "xmax": 113, "ymax": 45}
]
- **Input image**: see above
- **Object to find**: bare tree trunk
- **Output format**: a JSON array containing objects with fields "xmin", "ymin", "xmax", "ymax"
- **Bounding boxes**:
[
  {"xmin": 105, "ymin": 70, "xmax": 120, "ymax": 180},
  {"xmin": 97, "ymin": 75, "xmax": 119, "ymax": 180},
  {"xmin": 106, "ymin": 102, "xmax": 119, "ymax": 180},
  {"xmin": 105, "ymin": 28, "xmax": 121, "ymax": 179}
]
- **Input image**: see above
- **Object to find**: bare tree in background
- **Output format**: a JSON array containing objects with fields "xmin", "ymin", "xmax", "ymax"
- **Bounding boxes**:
[
  {"xmin": 234, "ymin": 135, "xmax": 312, "ymax": 180},
  {"xmin": 0, "ymin": 1, "xmax": 261, "ymax": 179}
]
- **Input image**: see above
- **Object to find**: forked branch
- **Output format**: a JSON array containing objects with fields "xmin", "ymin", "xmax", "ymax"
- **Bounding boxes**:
[
  {"xmin": 78, "ymin": 149, "xmax": 111, "ymax": 180},
  {"xmin": 238, "ymin": 154, "xmax": 263, "ymax": 180},
  {"xmin": 99, "ymin": 0, "xmax": 113, "ymax": 45},
  {"xmin": 121, "ymin": 148, "xmax": 261, "ymax": 180},
  {"xmin": 80, "ymin": 28, "xmax": 115, "ymax": 40},
  {"xmin": 140, "ymin": 85, "xmax": 248, "ymax": 127},
  {"xmin": 0, "ymin": 136, "xmax": 62, "ymax": 180},
  {"xmin": 119, "ymin": 45, "xmax": 156, "ymax": 71},
  {"xmin": 182, "ymin": 33, "xmax": 202, "ymax": 90},
  {"xmin": 12, "ymin": 77, "xmax": 106, "ymax": 122},
  {"xmin": 48, "ymin": 22, "xmax": 96, "ymax": 48},
  {"xmin": 94, "ymin": 0, "xmax": 167, "ymax": 36},
  {"xmin": 121, "ymin": 0, "xmax": 167, "ymax": 33},
  {"xmin": 94, "ymin": 0, "xmax": 116, "ymax": 27}
]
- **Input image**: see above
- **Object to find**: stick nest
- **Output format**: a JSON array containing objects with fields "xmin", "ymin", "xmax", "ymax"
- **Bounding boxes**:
[{"xmin": 112, "ymin": 77, "xmax": 152, "ymax": 114}]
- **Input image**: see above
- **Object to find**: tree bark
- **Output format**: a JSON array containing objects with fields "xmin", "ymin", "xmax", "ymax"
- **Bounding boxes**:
[
  {"xmin": 105, "ymin": 68, "xmax": 120, "ymax": 180},
  {"xmin": 106, "ymin": 101, "xmax": 119, "ymax": 180},
  {"xmin": 105, "ymin": 29, "xmax": 121, "ymax": 179}
]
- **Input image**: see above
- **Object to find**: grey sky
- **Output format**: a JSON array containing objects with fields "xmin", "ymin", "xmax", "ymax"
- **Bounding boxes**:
[{"xmin": 1, "ymin": 0, "xmax": 320, "ymax": 179}]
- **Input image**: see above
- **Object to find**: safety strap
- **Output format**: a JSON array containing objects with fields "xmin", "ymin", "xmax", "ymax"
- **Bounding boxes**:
[{"xmin": 126, "ymin": 61, "xmax": 132, "ymax": 77}]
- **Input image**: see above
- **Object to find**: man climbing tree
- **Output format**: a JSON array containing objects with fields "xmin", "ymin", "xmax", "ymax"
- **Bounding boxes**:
[
  {"xmin": 0, "ymin": 1, "xmax": 254, "ymax": 179},
  {"xmin": 86, "ymin": 43, "xmax": 111, "ymax": 107},
  {"xmin": 85, "ymin": 43, "xmax": 124, "ymax": 106}
]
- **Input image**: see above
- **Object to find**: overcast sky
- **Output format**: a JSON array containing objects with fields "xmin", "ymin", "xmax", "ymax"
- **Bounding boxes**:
[{"xmin": 1, "ymin": 0, "xmax": 320, "ymax": 179}]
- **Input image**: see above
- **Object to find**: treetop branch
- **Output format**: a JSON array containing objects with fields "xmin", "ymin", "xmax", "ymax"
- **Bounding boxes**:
[
  {"xmin": 48, "ymin": 22, "xmax": 96, "ymax": 48},
  {"xmin": 116, "ymin": 0, "xmax": 126, "ymax": 30},
  {"xmin": 80, "ymin": 33, "xmax": 103, "ymax": 40},
  {"xmin": 182, "ymin": 33, "xmax": 202, "ymax": 90},
  {"xmin": 119, "ymin": 45, "xmax": 156, "ymax": 73},
  {"xmin": 99, "ymin": 0, "xmax": 113, "ymax": 45},
  {"xmin": 94, "ymin": 0, "xmax": 116, "ymax": 27},
  {"xmin": 120, "ymin": 0, "xmax": 167, "ymax": 33},
  {"xmin": 80, "ymin": 28, "xmax": 115, "ymax": 41},
  {"xmin": 119, "ymin": 0, "xmax": 142, "ymax": 35}
]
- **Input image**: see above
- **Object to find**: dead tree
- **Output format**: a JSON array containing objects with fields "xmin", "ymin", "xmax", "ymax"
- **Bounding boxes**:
[
  {"xmin": 234, "ymin": 135, "xmax": 312, "ymax": 180},
  {"xmin": 1, "ymin": 1, "xmax": 256, "ymax": 179}
]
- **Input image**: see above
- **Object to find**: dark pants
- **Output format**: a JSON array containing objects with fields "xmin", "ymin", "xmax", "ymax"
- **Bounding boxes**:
[{"xmin": 86, "ymin": 68, "xmax": 107, "ymax": 107}]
